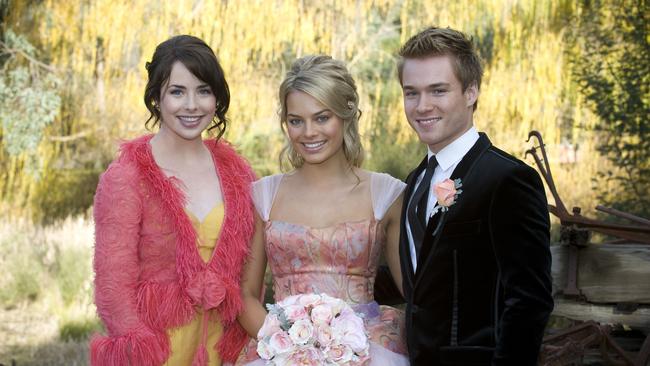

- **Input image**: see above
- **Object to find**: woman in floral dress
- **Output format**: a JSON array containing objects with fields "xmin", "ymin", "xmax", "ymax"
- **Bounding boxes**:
[{"xmin": 237, "ymin": 55, "xmax": 409, "ymax": 365}]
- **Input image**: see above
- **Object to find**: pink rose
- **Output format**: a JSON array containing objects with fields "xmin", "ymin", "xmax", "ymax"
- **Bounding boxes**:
[
  {"xmin": 284, "ymin": 304, "xmax": 308, "ymax": 322},
  {"xmin": 256, "ymin": 338, "xmax": 274, "ymax": 360},
  {"xmin": 341, "ymin": 330, "xmax": 369, "ymax": 353},
  {"xmin": 434, "ymin": 178, "xmax": 457, "ymax": 207},
  {"xmin": 268, "ymin": 331, "xmax": 295, "ymax": 354},
  {"xmin": 257, "ymin": 313, "xmax": 282, "ymax": 338},
  {"xmin": 325, "ymin": 344, "xmax": 353, "ymax": 363},
  {"xmin": 310, "ymin": 304, "xmax": 334, "ymax": 325},
  {"xmin": 286, "ymin": 347, "xmax": 323, "ymax": 365},
  {"xmin": 288, "ymin": 319, "xmax": 314, "ymax": 345},
  {"xmin": 316, "ymin": 325, "xmax": 334, "ymax": 348},
  {"xmin": 332, "ymin": 311, "xmax": 364, "ymax": 333}
]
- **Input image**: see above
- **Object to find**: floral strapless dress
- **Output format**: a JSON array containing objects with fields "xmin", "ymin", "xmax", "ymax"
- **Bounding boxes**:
[{"xmin": 237, "ymin": 173, "xmax": 409, "ymax": 365}]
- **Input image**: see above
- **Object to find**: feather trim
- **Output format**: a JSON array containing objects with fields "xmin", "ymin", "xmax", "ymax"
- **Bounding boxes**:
[
  {"xmin": 115, "ymin": 135, "xmax": 254, "ymax": 358},
  {"xmin": 218, "ymin": 322, "xmax": 250, "ymax": 362},
  {"xmin": 136, "ymin": 280, "xmax": 194, "ymax": 330},
  {"xmin": 90, "ymin": 327, "xmax": 169, "ymax": 366}
]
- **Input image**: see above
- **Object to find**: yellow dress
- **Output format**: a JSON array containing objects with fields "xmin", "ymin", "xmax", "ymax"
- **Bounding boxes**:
[{"xmin": 165, "ymin": 203, "xmax": 225, "ymax": 366}]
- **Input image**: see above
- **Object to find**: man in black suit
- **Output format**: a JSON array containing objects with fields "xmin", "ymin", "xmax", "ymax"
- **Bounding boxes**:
[{"xmin": 397, "ymin": 26, "xmax": 554, "ymax": 365}]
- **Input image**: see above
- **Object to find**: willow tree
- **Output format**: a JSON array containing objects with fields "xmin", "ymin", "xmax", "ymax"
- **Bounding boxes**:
[
  {"xmin": 567, "ymin": 0, "xmax": 649, "ymax": 217},
  {"xmin": 1, "ymin": 0, "xmax": 611, "ymax": 224},
  {"xmin": 0, "ymin": 29, "xmax": 63, "ymax": 217}
]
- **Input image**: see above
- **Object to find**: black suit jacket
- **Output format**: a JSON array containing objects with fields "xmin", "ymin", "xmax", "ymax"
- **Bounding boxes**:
[{"xmin": 399, "ymin": 133, "xmax": 554, "ymax": 366}]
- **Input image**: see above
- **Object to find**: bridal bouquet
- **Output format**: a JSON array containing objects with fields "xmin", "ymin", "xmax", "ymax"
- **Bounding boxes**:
[{"xmin": 256, "ymin": 293, "xmax": 370, "ymax": 365}]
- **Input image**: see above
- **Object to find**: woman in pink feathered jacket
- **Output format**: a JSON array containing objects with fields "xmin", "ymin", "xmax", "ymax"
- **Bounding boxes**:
[{"xmin": 91, "ymin": 35, "xmax": 255, "ymax": 366}]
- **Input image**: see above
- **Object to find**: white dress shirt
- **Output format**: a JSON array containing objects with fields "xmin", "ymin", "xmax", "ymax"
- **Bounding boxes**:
[{"xmin": 406, "ymin": 127, "xmax": 480, "ymax": 271}]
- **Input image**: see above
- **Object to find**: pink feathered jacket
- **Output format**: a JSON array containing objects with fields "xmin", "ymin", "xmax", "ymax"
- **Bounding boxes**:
[{"xmin": 91, "ymin": 135, "xmax": 255, "ymax": 365}]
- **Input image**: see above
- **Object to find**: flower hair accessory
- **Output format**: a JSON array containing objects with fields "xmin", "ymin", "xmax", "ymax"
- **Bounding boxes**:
[
  {"xmin": 432, "ymin": 178, "xmax": 463, "ymax": 214},
  {"xmin": 347, "ymin": 100, "xmax": 355, "ymax": 109}
]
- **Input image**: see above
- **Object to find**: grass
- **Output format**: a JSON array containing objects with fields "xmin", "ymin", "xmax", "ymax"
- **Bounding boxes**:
[{"xmin": 0, "ymin": 216, "xmax": 96, "ymax": 366}]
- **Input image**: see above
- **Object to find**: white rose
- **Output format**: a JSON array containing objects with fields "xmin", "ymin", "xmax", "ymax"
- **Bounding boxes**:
[
  {"xmin": 298, "ymin": 293, "xmax": 322, "ymax": 307},
  {"xmin": 330, "ymin": 299, "xmax": 346, "ymax": 315},
  {"xmin": 311, "ymin": 304, "xmax": 334, "ymax": 325},
  {"xmin": 331, "ymin": 311, "xmax": 364, "ymax": 334},
  {"xmin": 256, "ymin": 338, "xmax": 274, "ymax": 360},
  {"xmin": 288, "ymin": 319, "xmax": 314, "ymax": 345},
  {"xmin": 325, "ymin": 344, "xmax": 353, "ymax": 363},
  {"xmin": 316, "ymin": 324, "xmax": 334, "ymax": 348}
]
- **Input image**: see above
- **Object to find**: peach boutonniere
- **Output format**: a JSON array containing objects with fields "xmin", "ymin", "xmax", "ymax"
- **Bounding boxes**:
[{"xmin": 432, "ymin": 178, "xmax": 463, "ymax": 215}]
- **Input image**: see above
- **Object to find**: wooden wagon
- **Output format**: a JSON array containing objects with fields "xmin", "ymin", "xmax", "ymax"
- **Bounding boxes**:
[{"xmin": 527, "ymin": 131, "xmax": 650, "ymax": 366}]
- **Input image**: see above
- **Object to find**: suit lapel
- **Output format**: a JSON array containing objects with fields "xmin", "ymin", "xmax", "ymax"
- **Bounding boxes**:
[
  {"xmin": 448, "ymin": 133, "xmax": 491, "ymax": 183},
  {"xmin": 415, "ymin": 210, "xmax": 446, "ymax": 279},
  {"xmin": 400, "ymin": 155, "xmax": 429, "ymax": 284},
  {"xmin": 414, "ymin": 134, "xmax": 492, "ymax": 286}
]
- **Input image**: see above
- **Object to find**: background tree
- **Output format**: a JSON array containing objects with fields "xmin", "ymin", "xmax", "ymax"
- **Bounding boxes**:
[
  {"xmin": 567, "ymin": 0, "xmax": 649, "ymax": 217},
  {"xmin": 0, "ymin": 0, "xmax": 625, "ymax": 227},
  {"xmin": 0, "ymin": 29, "xmax": 65, "ymax": 220}
]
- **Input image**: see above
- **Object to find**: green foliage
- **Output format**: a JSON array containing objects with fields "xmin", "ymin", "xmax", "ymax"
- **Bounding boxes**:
[
  {"xmin": 0, "ymin": 218, "xmax": 95, "ymax": 365},
  {"xmin": 0, "ymin": 0, "xmax": 9, "ymax": 26},
  {"xmin": 53, "ymin": 245, "xmax": 92, "ymax": 306},
  {"xmin": 59, "ymin": 318, "xmax": 102, "ymax": 342},
  {"xmin": 349, "ymin": 11, "xmax": 422, "ymax": 179},
  {"xmin": 368, "ymin": 132, "xmax": 424, "ymax": 180},
  {"xmin": 0, "ymin": 28, "xmax": 65, "ymax": 218},
  {"xmin": 0, "ymin": 30, "xmax": 61, "ymax": 157},
  {"xmin": 0, "ymin": 67, "xmax": 61, "ymax": 154},
  {"xmin": 238, "ymin": 132, "xmax": 285, "ymax": 177},
  {"xmin": 0, "ymin": 261, "xmax": 42, "ymax": 306},
  {"xmin": 0, "ymin": 219, "xmax": 94, "ymax": 311},
  {"xmin": 0, "ymin": 231, "xmax": 44, "ymax": 308},
  {"xmin": 30, "ymin": 168, "xmax": 100, "ymax": 225},
  {"xmin": 567, "ymin": 0, "xmax": 650, "ymax": 217}
]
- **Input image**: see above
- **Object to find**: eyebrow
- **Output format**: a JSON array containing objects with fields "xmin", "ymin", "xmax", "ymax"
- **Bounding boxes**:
[
  {"xmin": 403, "ymin": 82, "xmax": 451, "ymax": 90},
  {"xmin": 287, "ymin": 109, "xmax": 331, "ymax": 118},
  {"xmin": 168, "ymin": 83, "xmax": 210, "ymax": 89}
]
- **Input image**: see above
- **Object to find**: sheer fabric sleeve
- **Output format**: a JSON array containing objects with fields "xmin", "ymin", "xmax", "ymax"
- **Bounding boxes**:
[
  {"xmin": 370, "ymin": 172, "xmax": 406, "ymax": 221},
  {"xmin": 91, "ymin": 161, "xmax": 169, "ymax": 366},
  {"xmin": 251, "ymin": 174, "xmax": 283, "ymax": 221}
]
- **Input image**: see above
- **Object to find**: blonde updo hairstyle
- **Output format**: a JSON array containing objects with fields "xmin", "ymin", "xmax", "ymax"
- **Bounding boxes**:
[{"xmin": 278, "ymin": 55, "xmax": 364, "ymax": 169}]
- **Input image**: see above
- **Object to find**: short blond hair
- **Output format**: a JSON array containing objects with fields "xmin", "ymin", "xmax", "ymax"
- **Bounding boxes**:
[{"xmin": 398, "ymin": 27, "xmax": 483, "ymax": 110}]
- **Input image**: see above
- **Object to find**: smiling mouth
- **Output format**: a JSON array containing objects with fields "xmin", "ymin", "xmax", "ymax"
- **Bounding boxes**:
[
  {"xmin": 177, "ymin": 115, "xmax": 204, "ymax": 127},
  {"xmin": 416, "ymin": 117, "xmax": 442, "ymax": 126},
  {"xmin": 178, "ymin": 116, "xmax": 202, "ymax": 122},
  {"xmin": 302, "ymin": 141, "xmax": 326, "ymax": 151}
]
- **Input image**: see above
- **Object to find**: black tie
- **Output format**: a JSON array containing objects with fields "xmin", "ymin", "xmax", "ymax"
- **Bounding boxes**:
[{"xmin": 408, "ymin": 156, "xmax": 438, "ymax": 254}]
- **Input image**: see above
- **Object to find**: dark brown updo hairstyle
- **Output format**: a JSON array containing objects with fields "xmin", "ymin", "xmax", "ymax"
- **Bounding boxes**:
[{"xmin": 144, "ymin": 35, "xmax": 230, "ymax": 139}]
